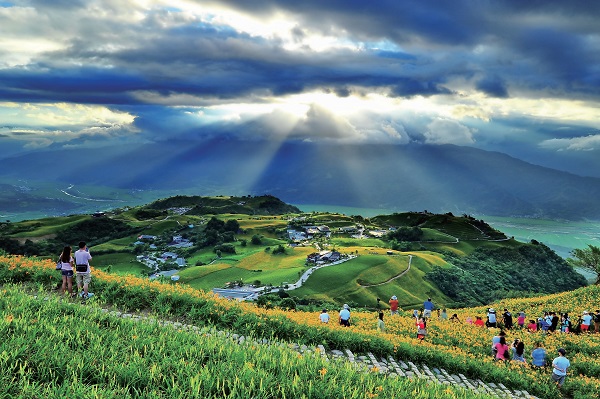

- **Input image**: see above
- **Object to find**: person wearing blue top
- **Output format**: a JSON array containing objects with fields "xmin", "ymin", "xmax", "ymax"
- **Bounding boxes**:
[
  {"xmin": 339, "ymin": 304, "xmax": 351, "ymax": 327},
  {"xmin": 551, "ymin": 348, "xmax": 570, "ymax": 387},
  {"xmin": 531, "ymin": 342, "xmax": 547, "ymax": 368},
  {"xmin": 423, "ymin": 298, "xmax": 434, "ymax": 318}
]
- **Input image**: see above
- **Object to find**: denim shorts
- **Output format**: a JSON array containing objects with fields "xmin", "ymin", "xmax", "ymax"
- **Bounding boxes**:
[{"xmin": 61, "ymin": 270, "xmax": 74, "ymax": 277}]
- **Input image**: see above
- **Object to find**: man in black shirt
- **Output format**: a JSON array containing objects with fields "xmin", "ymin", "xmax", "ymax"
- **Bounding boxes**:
[
  {"xmin": 502, "ymin": 308, "xmax": 513, "ymax": 329},
  {"xmin": 549, "ymin": 312, "xmax": 560, "ymax": 332}
]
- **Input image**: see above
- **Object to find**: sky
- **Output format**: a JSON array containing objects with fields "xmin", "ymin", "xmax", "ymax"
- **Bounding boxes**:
[{"xmin": 1, "ymin": 0, "xmax": 600, "ymax": 176}]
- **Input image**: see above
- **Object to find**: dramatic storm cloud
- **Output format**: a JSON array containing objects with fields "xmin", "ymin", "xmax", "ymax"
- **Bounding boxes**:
[{"xmin": 0, "ymin": 0, "xmax": 599, "ymax": 175}]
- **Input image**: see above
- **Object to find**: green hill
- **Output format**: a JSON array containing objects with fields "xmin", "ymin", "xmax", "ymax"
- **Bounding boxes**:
[{"xmin": 0, "ymin": 196, "xmax": 587, "ymax": 309}]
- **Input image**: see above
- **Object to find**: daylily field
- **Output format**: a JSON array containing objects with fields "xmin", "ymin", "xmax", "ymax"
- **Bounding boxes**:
[{"xmin": 1, "ymin": 254, "xmax": 599, "ymax": 399}]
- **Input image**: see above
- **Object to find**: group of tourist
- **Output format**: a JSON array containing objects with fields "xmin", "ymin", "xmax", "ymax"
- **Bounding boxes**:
[
  {"xmin": 491, "ymin": 331, "xmax": 570, "ymax": 387},
  {"xmin": 322, "ymin": 296, "xmax": 579, "ymax": 388},
  {"xmin": 55, "ymin": 241, "xmax": 93, "ymax": 299}
]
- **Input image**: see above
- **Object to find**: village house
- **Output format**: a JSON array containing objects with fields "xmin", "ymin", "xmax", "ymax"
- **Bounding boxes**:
[
  {"xmin": 168, "ymin": 235, "xmax": 193, "ymax": 248},
  {"xmin": 138, "ymin": 234, "xmax": 157, "ymax": 241}
]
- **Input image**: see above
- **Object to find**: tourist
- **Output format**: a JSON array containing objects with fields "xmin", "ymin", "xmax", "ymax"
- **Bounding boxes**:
[
  {"xmin": 531, "ymin": 342, "xmax": 547, "ymax": 368},
  {"xmin": 474, "ymin": 316, "xmax": 485, "ymax": 327},
  {"xmin": 339, "ymin": 304, "xmax": 351, "ymax": 327},
  {"xmin": 511, "ymin": 339, "xmax": 526, "ymax": 363},
  {"xmin": 440, "ymin": 309, "xmax": 448, "ymax": 321},
  {"xmin": 319, "ymin": 309, "xmax": 330, "ymax": 323},
  {"xmin": 502, "ymin": 308, "xmax": 513, "ymax": 329},
  {"xmin": 465, "ymin": 316, "xmax": 473, "ymax": 325},
  {"xmin": 74, "ymin": 241, "xmax": 92, "ymax": 299},
  {"xmin": 527, "ymin": 319, "xmax": 538, "ymax": 332},
  {"xmin": 423, "ymin": 298, "xmax": 434, "ymax": 318},
  {"xmin": 487, "ymin": 308, "xmax": 497, "ymax": 328},
  {"xmin": 540, "ymin": 317, "xmax": 550, "ymax": 333},
  {"xmin": 549, "ymin": 312, "xmax": 560, "ymax": 332},
  {"xmin": 416, "ymin": 317, "xmax": 427, "ymax": 340},
  {"xmin": 491, "ymin": 331, "xmax": 506, "ymax": 356},
  {"xmin": 581, "ymin": 311, "xmax": 592, "ymax": 333},
  {"xmin": 449, "ymin": 313, "xmax": 460, "ymax": 323},
  {"xmin": 594, "ymin": 310, "xmax": 600, "ymax": 333},
  {"xmin": 412, "ymin": 309, "xmax": 419, "ymax": 318},
  {"xmin": 493, "ymin": 336, "xmax": 510, "ymax": 362},
  {"xmin": 57, "ymin": 246, "xmax": 75, "ymax": 297},
  {"xmin": 551, "ymin": 348, "xmax": 570, "ymax": 388},
  {"xmin": 377, "ymin": 312, "xmax": 385, "ymax": 332},
  {"xmin": 517, "ymin": 311, "xmax": 526, "ymax": 329},
  {"xmin": 561, "ymin": 313, "xmax": 571, "ymax": 333},
  {"xmin": 389, "ymin": 295, "xmax": 399, "ymax": 315}
]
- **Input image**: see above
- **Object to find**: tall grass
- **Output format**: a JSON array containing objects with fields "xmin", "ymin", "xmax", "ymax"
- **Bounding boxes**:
[{"xmin": 0, "ymin": 286, "xmax": 489, "ymax": 399}]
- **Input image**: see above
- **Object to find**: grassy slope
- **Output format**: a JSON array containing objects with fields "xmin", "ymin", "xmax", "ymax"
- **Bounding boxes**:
[
  {"xmin": 0, "ymin": 286, "xmax": 490, "ymax": 399},
  {"xmin": 292, "ymin": 252, "xmax": 451, "ymax": 307}
]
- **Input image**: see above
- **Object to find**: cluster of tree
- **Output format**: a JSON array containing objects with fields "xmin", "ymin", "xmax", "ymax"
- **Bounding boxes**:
[
  {"xmin": 148, "ymin": 194, "xmax": 300, "ymax": 215},
  {"xmin": 255, "ymin": 292, "xmax": 336, "ymax": 311},
  {"xmin": 134, "ymin": 209, "xmax": 167, "ymax": 220},
  {"xmin": 569, "ymin": 244, "xmax": 600, "ymax": 285},
  {"xmin": 427, "ymin": 243, "xmax": 588, "ymax": 307},
  {"xmin": 0, "ymin": 236, "xmax": 54, "ymax": 257},
  {"xmin": 387, "ymin": 226, "xmax": 423, "ymax": 242},
  {"xmin": 194, "ymin": 217, "xmax": 239, "ymax": 249}
]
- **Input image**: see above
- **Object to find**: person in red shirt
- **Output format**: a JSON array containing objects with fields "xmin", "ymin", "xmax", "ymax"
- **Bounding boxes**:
[
  {"xmin": 416, "ymin": 317, "xmax": 427, "ymax": 340},
  {"xmin": 389, "ymin": 295, "xmax": 399, "ymax": 315},
  {"xmin": 527, "ymin": 319, "xmax": 538, "ymax": 332},
  {"xmin": 474, "ymin": 316, "xmax": 485, "ymax": 327}
]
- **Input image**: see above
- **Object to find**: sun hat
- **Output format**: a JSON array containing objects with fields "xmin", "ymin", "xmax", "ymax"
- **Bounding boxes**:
[
  {"xmin": 489, "ymin": 308, "xmax": 495, "ymax": 312},
  {"xmin": 583, "ymin": 310, "xmax": 589, "ymax": 314},
  {"xmin": 558, "ymin": 348, "xmax": 566, "ymax": 355},
  {"xmin": 391, "ymin": 295, "xmax": 397, "ymax": 300},
  {"xmin": 343, "ymin": 304, "xmax": 349, "ymax": 309}
]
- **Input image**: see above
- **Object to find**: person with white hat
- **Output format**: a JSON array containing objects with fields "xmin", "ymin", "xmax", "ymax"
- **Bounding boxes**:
[
  {"xmin": 581, "ymin": 310, "xmax": 592, "ymax": 332},
  {"xmin": 339, "ymin": 304, "xmax": 351, "ymax": 327},
  {"xmin": 389, "ymin": 295, "xmax": 399, "ymax": 315}
]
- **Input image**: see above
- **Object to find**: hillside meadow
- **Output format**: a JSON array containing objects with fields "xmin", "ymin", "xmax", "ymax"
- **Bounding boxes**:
[{"xmin": 2, "ymin": 254, "xmax": 599, "ymax": 399}]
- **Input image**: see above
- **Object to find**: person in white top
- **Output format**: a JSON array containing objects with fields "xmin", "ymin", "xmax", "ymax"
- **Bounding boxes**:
[
  {"xmin": 58, "ymin": 245, "xmax": 75, "ymax": 297},
  {"xmin": 74, "ymin": 241, "xmax": 93, "ymax": 299},
  {"xmin": 581, "ymin": 311, "xmax": 593, "ymax": 332},
  {"xmin": 319, "ymin": 309, "xmax": 330, "ymax": 323}
]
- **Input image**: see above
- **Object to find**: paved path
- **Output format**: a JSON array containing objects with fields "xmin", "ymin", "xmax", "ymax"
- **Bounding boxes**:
[{"xmin": 265, "ymin": 255, "xmax": 358, "ymax": 293}]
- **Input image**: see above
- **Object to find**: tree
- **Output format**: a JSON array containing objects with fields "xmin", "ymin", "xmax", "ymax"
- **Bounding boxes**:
[
  {"xmin": 224, "ymin": 219, "xmax": 240, "ymax": 233},
  {"xmin": 569, "ymin": 244, "xmax": 600, "ymax": 284}
]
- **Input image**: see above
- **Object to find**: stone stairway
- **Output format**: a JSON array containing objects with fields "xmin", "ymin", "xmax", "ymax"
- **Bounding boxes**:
[{"xmin": 99, "ymin": 308, "xmax": 541, "ymax": 399}]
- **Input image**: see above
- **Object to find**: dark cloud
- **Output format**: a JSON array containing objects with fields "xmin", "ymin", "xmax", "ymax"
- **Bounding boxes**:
[{"xmin": 476, "ymin": 76, "xmax": 509, "ymax": 98}]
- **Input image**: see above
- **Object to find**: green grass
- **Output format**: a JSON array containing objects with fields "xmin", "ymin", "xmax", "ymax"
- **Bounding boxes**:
[
  {"xmin": 92, "ymin": 252, "xmax": 148, "ymax": 276},
  {"xmin": 0, "ymin": 286, "xmax": 490, "ymax": 399},
  {"xmin": 9, "ymin": 215, "xmax": 89, "ymax": 237},
  {"xmin": 330, "ymin": 237, "xmax": 387, "ymax": 247}
]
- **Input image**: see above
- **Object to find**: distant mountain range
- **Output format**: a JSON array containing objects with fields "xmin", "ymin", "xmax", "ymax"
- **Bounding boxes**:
[{"xmin": 2, "ymin": 138, "xmax": 600, "ymax": 220}]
